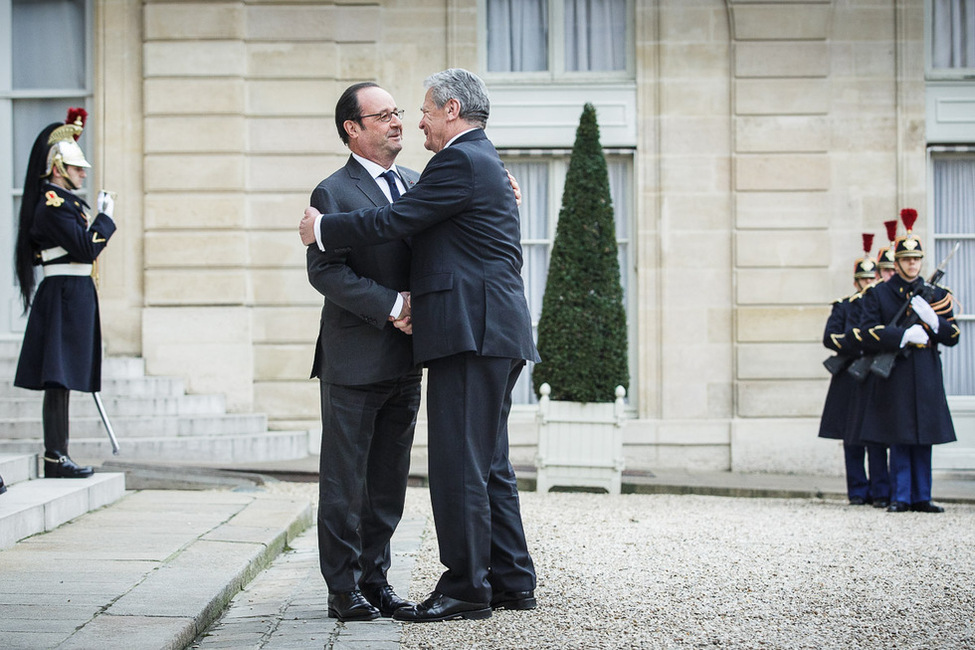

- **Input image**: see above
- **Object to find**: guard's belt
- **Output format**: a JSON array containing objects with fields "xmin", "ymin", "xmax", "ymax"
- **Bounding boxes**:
[{"xmin": 43, "ymin": 263, "xmax": 93, "ymax": 277}]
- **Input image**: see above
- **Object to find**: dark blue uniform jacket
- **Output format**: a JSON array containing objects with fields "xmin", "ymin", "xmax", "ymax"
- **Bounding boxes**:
[
  {"xmin": 15, "ymin": 183, "xmax": 116, "ymax": 393},
  {"xmin": 854, "ymin": 274, "xmax": 959, "ymax": 446}
]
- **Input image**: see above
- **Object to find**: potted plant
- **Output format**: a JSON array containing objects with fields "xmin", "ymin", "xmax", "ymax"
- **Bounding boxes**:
[{"xmin": 532, "ymin": 103, "xmax": 629, "ymax": 493}]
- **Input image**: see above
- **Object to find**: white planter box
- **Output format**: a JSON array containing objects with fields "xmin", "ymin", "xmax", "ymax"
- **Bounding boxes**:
[{"xmin": 534, "ymin": 383, "xmax": 626, "ymax": 494}]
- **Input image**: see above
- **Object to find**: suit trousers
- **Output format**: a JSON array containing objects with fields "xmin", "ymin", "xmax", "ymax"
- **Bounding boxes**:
[
  {"xmin": 425, "ymin": 352, "xmax": 536, "ymax": 604},
  {"xmin": 317, "ymin": 371, "xmax": 421, "ymax": 593}
]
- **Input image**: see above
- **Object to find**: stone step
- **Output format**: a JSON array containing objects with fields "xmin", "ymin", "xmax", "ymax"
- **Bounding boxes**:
[
  {"xmin": 0, "ymin": 468, "xmax": 127, "ymax": 550},
  {"xmin": 0, "ymin": 354, "xmax": 147, "ymax": 379},
  {"xmin": 0, "ymin": 393, "xmax": 226, "ymax": 418},
  {"xmin": 0, "ymin": 430, "xmax": 311, "ymax": 464},
  {"xmin": 0, "ymin": 376, "xmax": 186, "ymax": 399},
  {"xmin": 0, "ymin": 412, "xmax": 269, "ymax": 439},
  {"xmin": 0, "ymin": 453, "xmax": 37, "ymax": 487}
]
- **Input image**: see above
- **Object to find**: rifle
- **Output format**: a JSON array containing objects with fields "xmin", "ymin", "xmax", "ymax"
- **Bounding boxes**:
[
  {"xmin": 823, "ymin": 354, "xmax": 852, "ymax": 375},
  {"xmin": 849, "ymin": 242, "xmax": 960, "ymax": 381}
]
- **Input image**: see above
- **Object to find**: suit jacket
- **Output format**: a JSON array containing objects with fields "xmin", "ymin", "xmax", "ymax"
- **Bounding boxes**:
[
  {"xmin": 307, "ymin": 156, "xmax": 419, "ymax": 385},
  {"xmin": 317, "ymin": 129, "xmax": 539, "ymax": 366}
]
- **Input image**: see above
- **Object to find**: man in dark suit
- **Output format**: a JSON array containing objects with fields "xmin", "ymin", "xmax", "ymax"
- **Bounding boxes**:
[
  {"xmin": 300, "ymin": 68, "xmax": 538, "ymax": 623},
  {"xmin": 307, "ymin": 82, "xmax": 421, "ymax": 621}
]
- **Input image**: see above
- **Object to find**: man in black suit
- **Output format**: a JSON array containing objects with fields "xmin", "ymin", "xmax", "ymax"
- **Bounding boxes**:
[
  {"xmin": 307, "ymin": 82, "xmax": 421, "ymax": 622},
  {"xmin": 300, "ymin": 68, "xmax": 538, "ymax": 623}
]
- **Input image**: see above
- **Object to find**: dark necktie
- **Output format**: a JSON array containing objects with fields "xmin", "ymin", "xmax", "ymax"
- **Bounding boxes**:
[{"xmin": 380, "ymin": 170, "xmax": 401, "ymax": 203}]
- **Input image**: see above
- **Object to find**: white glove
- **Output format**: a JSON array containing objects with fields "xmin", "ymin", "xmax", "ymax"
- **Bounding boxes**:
[
  {"xmin": 900, "ymin": 324, "xmax": 930, "ymax": 348},
  {"xmin": 910, "ymin": 295, "xmax": 938, "ymax": 333},
  {"xmin": 97, "ymin": 191, "xmax": 115, "ymax": 218}
]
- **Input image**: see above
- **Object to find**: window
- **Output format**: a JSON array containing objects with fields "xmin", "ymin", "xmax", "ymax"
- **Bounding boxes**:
[
  {"xmin": 485, "ymin": 0, "xmax": 632, "ymax": 79},
  {"xmin": 928, "ymin": 0, "xmax": 975, "ymax": 78},
  {"xmin": 932, "ymin": 153, "xmax": 975, "ymax": 396},
  {"xmin": 2, "ymin": 0, "xmax": 91, "ymax": 333},
  {"xmin": 504, "ymin": 152, "xmax": 634, "ymax": 405}
]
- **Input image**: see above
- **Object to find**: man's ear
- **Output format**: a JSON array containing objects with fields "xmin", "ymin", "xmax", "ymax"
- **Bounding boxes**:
[
  {"xmin": 444, "ymin": 98, "xmax": 461, "ymax": 121},
  {"xmin": 344, "ymin": 119, "xmax": 360, "ymax": 141}
]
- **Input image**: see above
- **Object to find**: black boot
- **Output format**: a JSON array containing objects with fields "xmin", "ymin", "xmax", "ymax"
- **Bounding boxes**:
[
  {"xmin": 44, "ymin": 453, "xmax": 94, "ymax": 478},
  {"xmin": 43, "ymin": 387, "xmax": 93, "ymax": 479}
]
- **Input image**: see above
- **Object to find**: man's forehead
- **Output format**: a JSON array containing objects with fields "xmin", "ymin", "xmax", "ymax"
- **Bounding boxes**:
[{"xmin": 358, "ymin": 87, "xmax": 395, "ymax": 110}]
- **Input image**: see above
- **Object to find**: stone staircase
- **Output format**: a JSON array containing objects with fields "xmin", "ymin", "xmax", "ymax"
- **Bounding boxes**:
[{"xmin": 0, "ymin": 338, "xmax": 311, "ymax": 464}]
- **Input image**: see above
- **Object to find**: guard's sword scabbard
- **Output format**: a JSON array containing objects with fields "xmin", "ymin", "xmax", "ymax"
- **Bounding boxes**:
[{"xmin": 93, "ymin": 392, "xmax": 120, "ymax": 455}]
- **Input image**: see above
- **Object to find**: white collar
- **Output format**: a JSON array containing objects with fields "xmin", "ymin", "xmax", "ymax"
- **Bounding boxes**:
[
  {"xmin": 444, "ymin": 127, "xmax": 480, "ymax": 149},
  {"xmin": 351, "ymin": 152, "xmax": 399, "ymax": 181}
]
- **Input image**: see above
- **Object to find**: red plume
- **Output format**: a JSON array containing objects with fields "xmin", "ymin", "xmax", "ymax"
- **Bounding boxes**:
[
  {"xmin": 884, "ymin": 219, "xmax": 898, "ymax": 243},
  {"xmin": 861, "ymin": 233, "xmax": 874, "ymax": 254},
  {"xmin": 65, "ymin": 107, "xmax": 88, "ymax": 140},
  {"xmin": 900, "ymin": 208, "xmax": 918, "ymax": 233}
]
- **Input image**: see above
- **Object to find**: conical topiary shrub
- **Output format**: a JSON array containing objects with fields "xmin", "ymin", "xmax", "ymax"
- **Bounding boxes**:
[{"xmin": 532, "ymin": 103, "xmax": 628, "ymax": 403}]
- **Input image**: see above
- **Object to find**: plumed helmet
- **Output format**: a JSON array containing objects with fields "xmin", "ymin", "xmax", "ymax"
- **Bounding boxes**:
[
  {"xmin": 854, "ymin": 233, "xmax": 878, "ymax": 279},
  {"xmin": 876, "ymin": 219, "xmax": 897, "ymax": 269},
  {"xmin": 45, "ymin": 107, "xmax": 90, "ymax": 175},
  {"xmin": 894, "ymin": 208, "xmax": 923, "ymax": 258}
]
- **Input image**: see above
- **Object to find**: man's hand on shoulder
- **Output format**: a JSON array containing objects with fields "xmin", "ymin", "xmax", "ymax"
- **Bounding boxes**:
[{"xmin": 300, "ymin": 207, "xmax": 322, "ymax": 246}]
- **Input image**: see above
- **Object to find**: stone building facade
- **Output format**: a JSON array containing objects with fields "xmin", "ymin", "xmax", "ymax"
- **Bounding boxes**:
[{"xmin": 3, "ymin": 0, "xmax": 972, "ymax": 474}]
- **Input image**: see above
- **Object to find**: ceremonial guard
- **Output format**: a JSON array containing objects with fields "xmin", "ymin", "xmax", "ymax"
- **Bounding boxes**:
[
  {"xmin": 14, "ymin": 108, "xmax": 117, "ymax": 479},
  {"xmin": 819, "ymin": 234, "xmax": 889, "ymax": 506},
  {"xmin": 856, "ymin": 209, "xmax": 960, "ymax": 513}
]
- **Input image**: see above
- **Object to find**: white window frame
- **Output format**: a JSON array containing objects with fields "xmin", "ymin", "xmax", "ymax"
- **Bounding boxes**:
[
  {"xmin": 478, "ymin": 0, "xmax": 636, "ymax": 84},
  {"xmin": 925, "ymin": 0, "xmax": 975, "ymax": 81},
  {"xmin": 927, "ymin": 147, "xmax": 975, "ymax": 397}
]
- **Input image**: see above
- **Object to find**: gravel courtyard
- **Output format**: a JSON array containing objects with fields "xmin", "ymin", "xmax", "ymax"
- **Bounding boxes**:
[{"xmin": 394, "ymin": 487, "xmax": 975, "ymax": 650}]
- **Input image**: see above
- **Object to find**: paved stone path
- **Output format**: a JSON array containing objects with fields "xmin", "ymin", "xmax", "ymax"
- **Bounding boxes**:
[{"xmin": 189, "ymin": 516, "xmax": 424, "ymax": 650}]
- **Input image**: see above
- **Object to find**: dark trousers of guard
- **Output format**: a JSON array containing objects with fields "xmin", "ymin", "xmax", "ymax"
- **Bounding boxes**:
[{"xmin": 843, "ymin": 443, "xmax": 889, "ymax": 504}]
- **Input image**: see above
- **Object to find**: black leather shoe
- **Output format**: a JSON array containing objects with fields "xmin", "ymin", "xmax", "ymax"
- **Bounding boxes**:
[
  {"xmin": 362, "ymin": 584, "xmax": 413, "ymax": 617},
  {"xmin": 911, "ymin": 501, "xmax": 945, "ymax": 513},
  {"xmin": 392, "ymin": 591, "xmax": 491, "ymax": 622},
  {"xmin": 887, "ymin": 501, "xmax": 910, "ymax": 513},
  {"xmin": 491, "ymin": 590, "xmax": 536, "ymax": 610},
  {"xmin": 849, "ymin": 497, "xmax": 868, "ymax": 506},
  {"xmin": 327, "ymin": 590, "xmax": 380, "ymax": 621},
  {"xmin": 44, "ymin": 454, "xmax": 94, "ymax": 479},
  {"xmin": 872, "ymin": 499, "xmax": 889, "ymax": 509},
  {"xmin": 0, "ymin": 475, "xmax": 6, "ymax": 495}
]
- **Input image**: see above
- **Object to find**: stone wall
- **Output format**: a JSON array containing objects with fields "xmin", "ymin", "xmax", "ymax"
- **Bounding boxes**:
[{"xmin": 92, "ymin": 0, "xmax": 926, "ymax": 473}]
